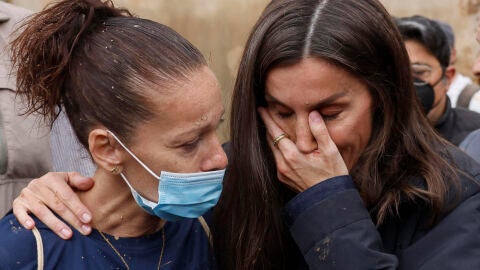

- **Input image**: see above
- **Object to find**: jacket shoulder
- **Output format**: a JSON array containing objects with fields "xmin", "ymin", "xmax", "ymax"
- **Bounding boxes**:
[
  {"xmin": 453, "ymin": 107, "xmax": 480, "ymax": 128},
  {"xmin": 399, "ymin": 191, "xmax": 480, "ymax": 269},
  {"xmin": 447, "ymin": 144, "xmax": 480, "ymax": 182},
  {"xmin": 0, "ymin": 213, "xmax": 38, "ymax": 269}
]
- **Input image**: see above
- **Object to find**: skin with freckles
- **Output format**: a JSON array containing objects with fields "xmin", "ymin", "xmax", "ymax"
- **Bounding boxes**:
[
  {"xmin": 113, "ymin": 66, "xmax": 227, "ymax": 203},
  {"xmin": 264, "ymin": 57, "xmax": 373, "ymax": 171}
]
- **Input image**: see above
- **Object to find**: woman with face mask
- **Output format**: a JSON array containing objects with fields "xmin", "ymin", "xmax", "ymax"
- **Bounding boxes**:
[
  {"xmin": 0, "ymin": 0, "xmax": 227, "ymax": 269},
  {"xmin": 11, "ymin": 0, "xmax": 480, "ymax": 269}
]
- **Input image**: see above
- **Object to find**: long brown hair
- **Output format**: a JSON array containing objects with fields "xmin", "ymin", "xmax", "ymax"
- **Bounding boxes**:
[
  {"xmin": 214, "ymin": 0, "xmax": 458, "ymax": 268},
  {"xmin": 11, "ymin": 0, "xmax": 206, "ymax": 146}
]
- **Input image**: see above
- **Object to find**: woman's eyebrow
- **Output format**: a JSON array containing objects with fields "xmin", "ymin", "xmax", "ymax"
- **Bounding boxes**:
[{"xmin": 264, "ymin": 91, "xmax": 347, "ymax": 109}]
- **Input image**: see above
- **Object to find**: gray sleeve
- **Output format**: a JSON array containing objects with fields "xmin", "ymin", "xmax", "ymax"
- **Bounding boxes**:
[
  {"xmin": 50, "ymin": 110, "xmax": 96, "ymax": 177},
  {"xmin": 459, "ymin": 129, "xmax": 480, "ymax": 164}
]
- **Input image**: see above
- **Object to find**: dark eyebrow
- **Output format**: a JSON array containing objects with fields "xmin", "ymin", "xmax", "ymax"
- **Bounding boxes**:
[{"xmin": 264, "ymin": 91, "xmax": 348, "ymax": 110}]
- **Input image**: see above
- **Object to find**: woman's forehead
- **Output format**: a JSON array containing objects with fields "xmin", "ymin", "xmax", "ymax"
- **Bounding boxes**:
[
  {"xmin": 142, "ymin": 67, "xmax": 223, "ymax": 131},
  {"xmin": 264, "ymin": 58, "xmax": 362, "ymax": 101}
]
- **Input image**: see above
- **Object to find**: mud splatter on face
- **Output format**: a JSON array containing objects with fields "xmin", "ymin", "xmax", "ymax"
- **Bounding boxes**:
[{"xmin": 194, "ymin": 114, "xmax": 209, "ymax": 126}]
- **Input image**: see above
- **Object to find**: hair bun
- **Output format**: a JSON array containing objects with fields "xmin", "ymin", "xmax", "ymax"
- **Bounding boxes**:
[{"xmin": 10, "ymin": 0, "xmax": 130, "ymax": 122}]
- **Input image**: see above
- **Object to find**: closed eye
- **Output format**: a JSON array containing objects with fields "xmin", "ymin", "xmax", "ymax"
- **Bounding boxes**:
[
  {"xmin": 277, "ymin": 111, "xmax": 293, "ymax": 119},
  {"xmin": 181, "ymin": 137, "xmax": 201, "ymax": 153},
  {"xmin": 322, "ymin": 112, "xmax": 341, "ymax": 121}
]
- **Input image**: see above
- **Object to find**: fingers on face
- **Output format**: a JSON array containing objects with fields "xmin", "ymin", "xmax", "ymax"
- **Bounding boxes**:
[
  {"xmin": 308, "ymin": 111, "xmax": 335, "ymax": 150},
  {"xmin": 259, "ymin": 109, "xmax": 341, "ymax": 162},
  {"xmin": 259, "ymin": 110, "xmax": 304, "ymax": 188},
  {"xmin": 258, "ymin": 107, "xmax": 295, "ymax": 150}
]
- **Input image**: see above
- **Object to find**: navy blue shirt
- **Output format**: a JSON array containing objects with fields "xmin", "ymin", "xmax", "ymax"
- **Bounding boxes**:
[{"xmin": 0, "ymin": 213, "xmax": 214, "ymax": 269}]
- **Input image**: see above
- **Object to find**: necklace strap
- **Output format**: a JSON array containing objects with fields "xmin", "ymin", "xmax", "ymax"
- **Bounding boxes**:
[
  {"xmin": 198, "ymin": 216, "xmax": 213, "ymax": 248},
  {"xmin": 99, "ymin": 228, "xmax": 166, "ymax": 270},
  {"xmin": 99, "ymin": 231, "xmax": 131, "ymax": 270}
]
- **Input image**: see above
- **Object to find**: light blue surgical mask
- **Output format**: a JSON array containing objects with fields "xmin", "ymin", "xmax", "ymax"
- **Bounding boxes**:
[{"xmin": 107, "ymin": 131, "xmax": 225, "ymax": 221}]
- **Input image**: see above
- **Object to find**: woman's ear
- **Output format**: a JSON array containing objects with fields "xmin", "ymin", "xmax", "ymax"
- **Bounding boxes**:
[{"xmin": 88, "ymin": 129, "xmax": 122, "ymax": 174}]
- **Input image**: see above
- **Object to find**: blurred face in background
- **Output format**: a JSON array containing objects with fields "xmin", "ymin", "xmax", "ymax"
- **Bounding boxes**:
[
  {"xmin": 405, "ymin": 40, "xmax": 455, "ymax": 124},
  {"xmin": 472, "ymin": 51, "xmax": 480, "ymax": 84}
]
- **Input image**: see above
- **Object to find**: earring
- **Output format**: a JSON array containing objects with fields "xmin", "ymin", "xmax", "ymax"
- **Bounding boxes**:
[{"xmin": 110, "ymin": 165, "xmax": 119, "ymax": 174}]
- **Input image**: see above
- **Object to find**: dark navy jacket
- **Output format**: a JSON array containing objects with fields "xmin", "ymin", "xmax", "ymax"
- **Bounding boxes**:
[
  {"xmin": 0, "ymin": 215, "xmax": 214, "ymax": 269},
  {"xmin": 284, "ymin": 146, "xmax": 480, "ymax": 269},
  {"xmin": 435, "ymin": 97, "xmax": 480, "ymax": 146}
]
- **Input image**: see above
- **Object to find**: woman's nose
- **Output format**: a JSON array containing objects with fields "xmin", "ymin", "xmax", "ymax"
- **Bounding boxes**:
[
  {"xmin": 295, "ymin": 117, "xmax": 317, "ymax": 153},
  {"xmin": 201, "ymin": 137, "xmax": 228, "ymax": 171}
]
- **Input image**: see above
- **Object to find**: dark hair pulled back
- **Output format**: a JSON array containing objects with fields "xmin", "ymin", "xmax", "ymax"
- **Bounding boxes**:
[{"xmin": 11, "ymin": 0, "xmax": 206, "ymax": 147}]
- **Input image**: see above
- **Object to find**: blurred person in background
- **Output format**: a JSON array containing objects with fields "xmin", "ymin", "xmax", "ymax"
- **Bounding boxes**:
[
  {"xmin": 472, "ymin": 50, "xmax": 480, "ymax": 83},
  {"xmin": 0, "ymin": 1, "xmax": 51, "ymax": 216},
  {"xmin": 437, "ymin": 20, "xmax": 480, "ymax": 112},
  {"xmin": 50, "ymin": 110, "xmax": 96, "ymax": 177},
  {"xmin": 397, "ymin": 15, "xmax": 480, "ymax": 149}
]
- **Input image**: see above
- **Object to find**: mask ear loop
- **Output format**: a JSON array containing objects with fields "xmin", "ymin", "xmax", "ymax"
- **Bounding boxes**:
[
  {"xmin": 104, "ymin": 132, "xmax": 121, "ymax": 175},
  {"xmin": 106, "ymin": 131, "xmax": 159, "ymax": 206},
  {"xmin": 106, "ymin": 130, "xmax": 160, "ymax": 180},
  {"xmin": 431, "ymin": 67, "xmax": 447, "ymax": 88}
]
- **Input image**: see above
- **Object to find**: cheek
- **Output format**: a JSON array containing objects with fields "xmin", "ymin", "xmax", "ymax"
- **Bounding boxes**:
[
  {"xmin": 325, "ymin": 124, "xmax": 350, "ymax": 150},
  {"xmin": 139, "ymin": 145, "xmax": 190, "ymax": 173},
  {"xmin": 326, "ymin": 116, "xmax": 371, "ymax": 147},
  {"xmin": 433, "ymin": 84, "xmax": 447, "ymax": 104},
  {"xmin": 172, "ymin": 152, "xmax": 204, "ymax": 172},
  {"xmin": 270, "ymin": 115, "xmax": 297, "ymax": 137},
  {"xmin": 326, "ymin": 110, "xmax": 373, "ymax": 166}
]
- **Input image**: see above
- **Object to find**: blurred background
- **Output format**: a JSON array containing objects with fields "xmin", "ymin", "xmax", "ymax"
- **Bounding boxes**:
[{"xmin": 4, "ymin": 0, "xmax": 480, "ymax": 141}]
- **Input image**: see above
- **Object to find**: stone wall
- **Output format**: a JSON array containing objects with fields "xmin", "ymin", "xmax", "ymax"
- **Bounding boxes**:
[{"xmin": 7, "ymin": 0, "xmax": 480, "ymax": 141}]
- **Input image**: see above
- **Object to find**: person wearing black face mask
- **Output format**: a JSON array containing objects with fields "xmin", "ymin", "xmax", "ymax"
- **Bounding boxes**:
[
  {"xmin": 397, "ymin": 15, "xmax": 480, "ymax": 161},
  {"xmin": 413, "ymin": 77, "xmax": 435, "ymax": 113}
]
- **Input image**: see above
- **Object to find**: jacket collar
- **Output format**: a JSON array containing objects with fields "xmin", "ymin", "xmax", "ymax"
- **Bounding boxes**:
[
  {"xmin": 435, "ymin": 96, "xmax": 452, "ymax": 127},
  {"xmin": 434, "ymin": 97, "xmax": 455, "ymax": 142}
]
